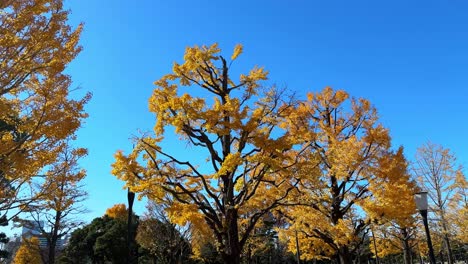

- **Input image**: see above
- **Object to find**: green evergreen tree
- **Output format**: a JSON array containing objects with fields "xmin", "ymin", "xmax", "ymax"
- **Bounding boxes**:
[{"xmin": 59, "ymin": 214, "xmax": 141, "ymax": 264}]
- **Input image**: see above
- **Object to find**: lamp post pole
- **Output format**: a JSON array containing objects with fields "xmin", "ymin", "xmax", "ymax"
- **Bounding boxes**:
[
  {"xmin": 127, "ymin": 188, "xmax": 136, "ymax": 264},
  {"xmin": 414, "ymin": 191, "xmax": 436, "ymax": 264},
  {"xmin": 419, "ymin": 209, "xmax": 436, "ymax": 264}
]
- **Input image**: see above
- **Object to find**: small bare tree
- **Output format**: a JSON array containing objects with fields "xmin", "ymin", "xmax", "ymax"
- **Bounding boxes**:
[
  {"xmin": 136, "ymin": 200, "xmax": 192, "ymax": 264},
  {"xmin": 413, "ymin": 142, "xmax": 462, "ymax": 264}
]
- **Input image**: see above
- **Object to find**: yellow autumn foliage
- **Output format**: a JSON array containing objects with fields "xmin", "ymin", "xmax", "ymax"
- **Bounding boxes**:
[
  {"xmin": 13, "ymin": 237, "xmax": 41, "ymax": 264},
  {"xmin": 105, "ymin": 204, "xmax": 128, "ymax": 222},
  {"xmin": 279, "ymin": 88, "xmax": 415, "ymax": 262},
  {"xmin": 40, "ymin": 144, "xmax": 87, "ymax": 213},
  {"xmin": 112, "ymin": 45, "xmax": 419, "ymax": 263},
  {"xmin": 447, "ymin": 170, "xmax": 468, "ymax": 243},
  {"xmin": 231, "ymin": 44, "xmax": 243, "ymax": 60},
  {"xmin": 112, "ymin": 44, "xmax": 299, "ymax": 261},
  {"xmin": 0, "ymin": 0, "xmax": 90, "ymax": 212}
]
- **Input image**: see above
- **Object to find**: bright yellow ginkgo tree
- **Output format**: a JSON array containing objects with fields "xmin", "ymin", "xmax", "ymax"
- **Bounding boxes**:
[
  {"xmin": 112, "ymin": 44, "xmax": 301, "ymax": 264},
  {"xmin": 0, "ymin": 0, "xmax": 90, "ymax": 219},
  {"xmin": 279, "ymin": 88, "xmax": 416, "ymax": 264}
]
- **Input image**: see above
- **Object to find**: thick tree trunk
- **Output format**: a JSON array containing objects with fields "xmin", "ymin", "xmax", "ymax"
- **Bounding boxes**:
[
  {"xmin": 221, "ymin": 208, "xmax": 241, "ymax": 264},
  {"xmin": 48, "ymin": 239, "xmax": 57, "ymax": 264},
  {"xmin": 338, "ymin": 246, "xmax": 353, "ymax": 264},
  {"xmin": 47, "ymin": 210, "xmax": 62, "ymax": 264},
  {"xmin": 223, "ymin": 254, "xmax": 241, "ymax": 264}
]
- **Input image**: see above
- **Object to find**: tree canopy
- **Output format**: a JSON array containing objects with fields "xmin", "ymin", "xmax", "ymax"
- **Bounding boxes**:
[
  {"xmin": 112, "ymin": 43, "xmax": 304, "ymax": 264},
  {"xmin": 0, "ymin": 0, "xmax": 90, "ymax": 221},
  {"xmin": 276, "ymin": 88, "xmax": 416, "ymax": 263}
]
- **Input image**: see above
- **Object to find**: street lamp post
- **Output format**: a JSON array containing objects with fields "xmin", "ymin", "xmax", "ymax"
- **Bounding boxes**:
[
  {"xmin": 127, "ymin": 188, "xmax": 136, "ymax": 264},
  {"xmin": 414, "ymin": 191, "xmax": 436, "ymax": 264}
]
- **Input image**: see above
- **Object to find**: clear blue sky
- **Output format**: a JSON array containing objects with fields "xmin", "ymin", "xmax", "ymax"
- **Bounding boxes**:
[{"xmin": 37, "ymin": 0, "xmax": 468, "ymax": 229}]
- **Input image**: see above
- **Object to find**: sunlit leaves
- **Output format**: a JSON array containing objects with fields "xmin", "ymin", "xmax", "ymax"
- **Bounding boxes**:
[
  {"xmin": 105, "ymin": 204, "xmax": 128, "ymax": 222},
  {"xmin": 111, "ymin": 44, "xmax": 424, "ymax": 263},
  {"xmin": 365, "ymin": 147, "xmax": 417, "ymax": 226},
  {"xmin": 0, "ymin": 0, "xmax": 90, "ymax": 215},
  {"xmin": 231, "ymin": 44, "xmax": 243, "ymax": 61},
  {"xmin": 280, "ymin": 87, "xmax": 414, "ymax": 262},
  {"xmin": 112, "ymin": 43, "xmax": 297, "ymax": 262},
  {"xmin": 12, "ymin": 237, "xmax": 41, "ymax": 264}
]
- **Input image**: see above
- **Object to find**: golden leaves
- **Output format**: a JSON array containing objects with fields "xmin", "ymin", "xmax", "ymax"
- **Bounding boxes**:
[
  {"xmin": 112, "ymin": 149, "xmax": 145, "ymax": 186},
  {"xmin": 165, "ymin": 202, "xmax": 204, "ymax": 227},
  {"xmin": 36, "ymin": 143, "xmax": 88, "ymax": 215},
  {"xmin": 311, "ymin": 86, "xmax": 350, "ymax": 108},
  {"xmin": 112, "ymin": 43, "xmax": 422, "ymax": 262},
  {"xmin": 231, "ymin": 44, "xmax": 243, "ymax": 60},
  {"xmin": 0, "ymin": 0, "xmax": 89, "ymax": 210},
  {"xmin": 149, "ymin": 42, "xmax": 270, "ymax": 138},
  {"xmin": 183, "ymin": 43, "xmax": 221, "ymax": 65},
  {"xmin": 105, "ymin": 204, "xmax": 128, "ymax": 221},
  {"xmin": 13, "ymin": 237, "xmax": 42, "ymax": 264},
  {"xmin": 278, "ymin": 87, "xmax": 415, "ymax": 260},
  {"xmin": 215, "ymin": 153, "xmax": 242, "ymax": 179},
  {"xmin": 113, "ymin": 43, "xmax": 300, "ymax": 258},
  {"xmin": 240, "ymin": 66, "xmax": 269, "ymax": 94}
]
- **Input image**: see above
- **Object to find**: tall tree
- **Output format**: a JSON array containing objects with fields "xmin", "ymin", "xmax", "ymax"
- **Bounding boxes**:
[
  {"xmin": 112, "ymin": 44, "xmax": 300, "ymax": 264},
  {"xmin": 280, "ymin": 88, "xmax": 415, "ymax": 264},
  {"xmin": 21, "ymin": 143, "xmax": 87, "ymax": 264},
  {"xmin": 0, "ymin": 0, "xmax": 90, "ymax": 220},
  {"xmin": 413, "ymin": 142, "xmax": 463, "ymax": 264}
]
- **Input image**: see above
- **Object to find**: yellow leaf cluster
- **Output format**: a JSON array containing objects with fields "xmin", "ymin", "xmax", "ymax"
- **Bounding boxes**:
[
  {"xmin": 371, "ymin": 234, "xmax": 402, "ymax": 258},
  {"xmin": 364, "ymin": 147, "xmax": 417, "ymax": 226},
  {"xmin": 165, "ymin": 202, "xmax": 204, "ymax": 227},
  {"xmin": 231, "ymin": 44, "xmax": 243, "ymax": 60},
  {"xmin": 279, "ymin": 210, "xmax": 338, "ymax": 260},
  {"xmin": 239, "ymin": 66, "xmax": 269, "ymax": 94},
  {"xmin": 447, "ymin": 170, "xmax": 468, "ymax": 243},
  {"xmin": 105, "ymin": 203, "xmax": 128, "ymax": 222},
  {"xmin": 13, "ymin": 237, "xmax": 41, "ymax": 264},
  {"xmin": 215, "ymin": 153, "xmax": 242, "ymax": 179},
  {"xmin": 39, "ymin": 144, "xmax": 87, "ymax": 213}
]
